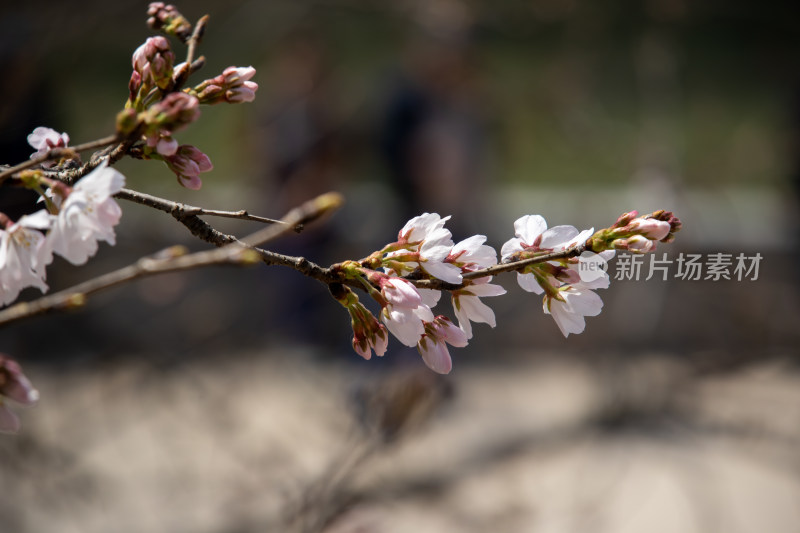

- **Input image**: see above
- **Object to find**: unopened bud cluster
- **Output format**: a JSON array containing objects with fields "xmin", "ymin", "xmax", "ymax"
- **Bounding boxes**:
[
  {"xmin": 147, "ymin": 2, "xmax": 193, "ymax": 42},
  {"xmin": 117, "ymin": 4, "xmax": 258, "ymax": 189},
  {"xmin": 587, "ymin": 210, "xmax": 682, "ymax": 254},
  {"xmin": 188, "ymin": 66, "xmax": 259, "ymax": 105}
]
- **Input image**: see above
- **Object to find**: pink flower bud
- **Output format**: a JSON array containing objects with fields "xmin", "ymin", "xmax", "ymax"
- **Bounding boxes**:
[
  {"xmin": 146, "ymin": 92, "xmax": 200, "ymax": 131},
  {"xmin": 616, "ymin": 235, "xmax": 655, "ymax": 253},
  {"xmin": 147, "ymin": 2, "xmax": 192, "ymax": 41},
  {"xmin": 132, "ymin": 36, "xmax": 175, "ymax": 90},
  {"xmin": 128, "ymin": 70, "xmax": 142, "ymax": 103},
  {"xmin": 156, "ymin": 136, "xmax": 178, "ymax": 156},
  {"xmin": 192, "ymin": 66, "xmax": 258, "ymax": 105},
  {"xmin": 629, "ymin": 218, "xmax": 671, "ymax": 241},
  {"xmin": 221, "ymin": 66, "xmax": 256, "ymax": 84},
  {"xmin": 165, "ymin": 145, "xmax": 213, "ymax": 190},
  {"xmin": 612, "ymin": 210, "xmax": 638, "ymax": 228},
  {"xmin": 226, "ymin": 82, "xmax": 258, "ymax": 103}
]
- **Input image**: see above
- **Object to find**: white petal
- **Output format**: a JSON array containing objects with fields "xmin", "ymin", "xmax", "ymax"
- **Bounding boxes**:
[
  {"xmin": 548, "ymin": 298, "xmax": 586, "ymax": 337},
  {"xmin": 566, "ymin": 289, "xmax": 603, "ymax": 317},
  {"xmin": 75, "ymin": 162, "xmax": 125, "ymax": 198},
  {"xmin": 500, "ymin": 238, "xmax": 523, "ymax": 260},
  {"xmin": 516, "ymin": 215, "xmax": 547, "ymax": 244},
  {"xmin": 412, "ymin": 304, "xmax": 435, "ymax": 323},
  {"xmin": 467, "ymin": 282, "xmax": 506, "ymax": 297},
  {"xmin": 382, "ymin": 308, "xmax": 424, "ymax": 347},
  {"xmin": 540, "ymin": 225, "xmax": 578, "ymax": 249},
  {"xmin": 452, "ymin": 234, "xmax": 486, "ymax": 255},
  {"xmin": 453, "ymin": 299, "xmax": 474, "ymax": 339},
  {"xmin": 17, "ymin": 210, "xmax": 53, "ymax": 230},
  {"xmin": 417, "ymin": 288, "xmax": 442, "ymax": 307},
  {"xmin": 516, "ymin": 272, "xmax": 544, "ymax": 294},
  {"xmin": 460, "ymin": 294, "xmax": 497, "ymax": 327},
  {"xmin": 423, "ymin": 261, "xmax": 462, "ymax": 284},
  {"xmin": 420, "ymin": 242, "xmax": 452, "ymax": 262}
]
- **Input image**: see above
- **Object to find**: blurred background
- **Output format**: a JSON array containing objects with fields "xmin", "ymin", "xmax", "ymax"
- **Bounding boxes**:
[{"xmin": 1, "ymin": 1, "xmax": 799, "ymax": 532}]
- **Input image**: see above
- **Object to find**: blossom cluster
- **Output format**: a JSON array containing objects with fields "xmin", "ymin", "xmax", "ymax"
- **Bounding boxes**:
[
  {"xmin": 334, "ymin": 210, "xmax": 681, "ymax": 373},
  {"xmin": 121, "ymin": 4, "xmax": 259, "ymax": 190},
  {"xmin": 1, "ymin": 152, "xmax": 124, "ymax": 307}
]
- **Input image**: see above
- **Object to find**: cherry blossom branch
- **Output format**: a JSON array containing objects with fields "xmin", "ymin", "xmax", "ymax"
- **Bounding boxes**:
[
  {"xmin": 115, "ymin": 188, "xmax": 296, "ymax": 227},
  {"xmin": 0, "ymin": 191, "xmax": 344, "ymax": 328},
  {"xmin": 0, "ymin": 134, "xmax": 120, "ymax": 183},
  {"xmin": 184, "ymin": 16, "xmax": 208, "ymax": 75},
  {"xmin": 387, "ymin": 245, "xmax": 588, "ymax": 291}
]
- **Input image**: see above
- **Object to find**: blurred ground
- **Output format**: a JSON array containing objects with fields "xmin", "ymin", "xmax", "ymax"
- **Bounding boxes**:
[{"xmin": 1, "ymin": 350, "xmax": 798, "ymax": 533}]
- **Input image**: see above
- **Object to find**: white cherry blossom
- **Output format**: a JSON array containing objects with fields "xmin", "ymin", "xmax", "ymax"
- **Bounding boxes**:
[
  {"xmin": 46, "ymin": 162, "xmax": 125, "ymax": 266},
  {"xmin": 544, "ymin": 283, "xmax": 604, "ymax": 337},
  {"xmin": 0, "ymin": 211, "xmax": 52, "ymax": 306},
  {"xmin": 389, "ymin": 212, "xmax": 462, "ymax": 283},
  {"xmin": 27, "ymin": 127, "xmax": 70, "ymax": 168}
]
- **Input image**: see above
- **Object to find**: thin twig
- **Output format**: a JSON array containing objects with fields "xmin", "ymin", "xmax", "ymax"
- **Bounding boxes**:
[
  {"xmin": 410, "ymin": 245, "xmax": 588, "ymax": 291},
  {"xmin": 0, "ymin": 192, "xmax": 346, "ymax": 328},
  {"xmin": 171, "ymin": 15, "xmax": 209, "ymax": 91},
  {"xmin": 0, "ymin": 244, "xmax": 255, "ymax": 327},
  {"xmin": 115, "ymin": 188, "xmax": 293, "ymax": 227}
]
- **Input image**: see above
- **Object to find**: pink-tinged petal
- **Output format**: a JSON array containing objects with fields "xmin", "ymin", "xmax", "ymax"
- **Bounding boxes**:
[
  {"xmin": 418, "ymin": 338, "xmax": 453, "ymax": 374},
  {"xmin": 383, "ymin": 278, "xmax": 422, "ymax": 308},
  {"xmin": 517, "ymin": 272, "xmax": 544, "ymax": 294},
  {"xmin": 27, "ymin": 127, "xmax": 69, "ymax": 151},
  {"xmin": 434, "ymin": 317, "xmax": 469, "ymax": 347},
  {"xmin": 515, "ymin": 215, "xmax": 547, "ymax": 244},
  {"xmin": 540, "ymin": 225, "xmax": 579, "ymax": 249},
  {"xmin": 382, "ymin": 307, "xmax": 425, "ymax": 347}
]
